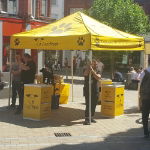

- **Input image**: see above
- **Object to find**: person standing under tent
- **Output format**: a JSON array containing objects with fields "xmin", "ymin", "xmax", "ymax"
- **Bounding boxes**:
[
  {"xmin": 97, "ymin": 58, "xmax": 104, "ymax": 75},
  {"xmin": 83, "ymin": 59, "xmax": 101, "ymax": 125},
  {"xmin": 10, "ymin": 53, "xmax": 22, "ymax": 109},
  {"xmin": 15, "ymin": 53, "xmax": 36, "ymax": 114}
]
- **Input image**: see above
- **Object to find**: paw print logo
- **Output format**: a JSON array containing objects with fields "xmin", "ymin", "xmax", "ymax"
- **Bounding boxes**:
[
  {"xmin": 34, "ymin": 38, "xmax": 44, "ymax": 46},
  {"xmin": 14, "ymin": 38, "xmax": 20, "ymax": 46},
  {"xmin": 51, "ymin": 23, "xmax": 72, "ymax": 34},
  {"xmin": 139, "ymin": 41, "xmax": 142, "ymax": 47},
  {"xmin": 34, "ymin": 38, "xmax": 44, "ymax": 42},
  {"xmin": 77, "ymin": 37, "xmax": 85, "ymax": 46},
  {"xmin": 95, "ymin": 38, "xmax": 100, "ymax": 47}
]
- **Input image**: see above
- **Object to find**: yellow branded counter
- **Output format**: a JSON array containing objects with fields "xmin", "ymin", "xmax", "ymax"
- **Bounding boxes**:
[
  {"xmin": 23, "ymin": 84, "xmax": 53, "ymax": 120},
  {"xmin": 101, "ymin": 84, "xmax": 124, "ymax": 117},
  {"xmin": 99, "ymin": 79, "xmax": 112, "ymax": 101},
  {"xmin": 23, "ymin": 83, "xmax": 70, "ymax": 120}
]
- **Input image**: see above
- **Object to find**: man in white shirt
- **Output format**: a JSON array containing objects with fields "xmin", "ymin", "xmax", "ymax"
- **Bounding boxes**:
[
  {"xmin": 130, "ymin": 67, "xmax": 137, "ymax": 80},
  {"xmin": 130, "ymin": 67, "xmax": 139, "ymax": 90},
  {"xmin": 139, "ymin": 67, "xmax": 150, "ymax": 81}
]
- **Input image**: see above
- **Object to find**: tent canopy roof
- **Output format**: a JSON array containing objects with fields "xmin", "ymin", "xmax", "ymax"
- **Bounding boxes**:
[{"xmin": 10, "ymin": 11, "xmax": 144, "ymax": 51}]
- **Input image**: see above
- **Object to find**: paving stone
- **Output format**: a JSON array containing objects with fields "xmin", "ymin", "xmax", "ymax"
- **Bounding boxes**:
[{"xmin": 0, "ymin": 84, "xmax": 149, "ymax": 149}]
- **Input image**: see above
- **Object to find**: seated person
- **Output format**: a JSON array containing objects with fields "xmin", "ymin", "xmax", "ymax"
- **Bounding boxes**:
[{"xmin": 112, "ymin": 69, "xmax": 124, "ymax": 82}]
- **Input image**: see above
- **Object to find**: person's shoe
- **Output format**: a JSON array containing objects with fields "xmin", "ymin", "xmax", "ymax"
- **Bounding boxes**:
[
  {"xmin": 15, "ymin": 109, "xmax": 22, "ymax": 115},
  {"xmin": 91, "ymin": 118, "xmax": 97, "ymax": 123},
  {"xmin": 97, "ymin": 101, "xmax": 101, "ymax": 105},
  {"xmin": 83, "ymin": 118, "xmax": 90, "ymax": 125},
  {"xmin": 8, "ymin": 104, "xmax": 16, "ymax": 109}
]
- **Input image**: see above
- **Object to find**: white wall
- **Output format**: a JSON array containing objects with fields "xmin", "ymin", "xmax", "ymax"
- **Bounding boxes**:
[
  {"xmin": 37, "ymin": 51, "xmax": 45, "ymax": 74},
  {"xmin": 24, "ymin": 24, "xmax": 31, "ymax": 54},
  {"xmin": 51, "ymin": 0, "xmax": 64, "ymax": 20}
]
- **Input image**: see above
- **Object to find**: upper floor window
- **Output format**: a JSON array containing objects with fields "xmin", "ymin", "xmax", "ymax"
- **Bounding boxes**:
[
  {"xmin": 0, "ymin": 0, "xmax": 7, "ymax": 12},
  {"xmin": 41, "ymin": 0, "xmax": 47, "ymax": 16},
  {"xmin": 31, "ymin": 0, "xmax": 36, "ymax": 18},
  {"xmin": 7, "ymin": 0, "xmax": 18, "ymax": 15},
  {"xmin": 51, "ymin": 0, "xmax": 57, "ymax": 6}
]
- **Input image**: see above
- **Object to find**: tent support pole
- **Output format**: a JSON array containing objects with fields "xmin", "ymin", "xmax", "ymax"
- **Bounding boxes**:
[
  {"xmin": 71, "ymin": 50, "xmax": 74, "ymax": 102},
  {"xmin": 89, "ymin": 50, "xmax": 92, "ymax": 125},
  {"xmin": 8, "ymin": 49, "xmax": 12, "ymax": 106}
]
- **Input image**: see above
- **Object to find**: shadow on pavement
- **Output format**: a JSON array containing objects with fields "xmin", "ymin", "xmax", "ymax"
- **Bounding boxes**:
[
  {"xmin": 40, "ymin": 128, "xmax": 150, "ymax": 150},
  {"xmin": 124, "ymin": 106, "xmax": 140, "ymax": 114},
  {"xmin": 0, "ymin": 88, "xmax": 11, "ymax": 99},
  {"xmin": 0, "ymin": 105, "xmax": 106, "ymax": 128}
]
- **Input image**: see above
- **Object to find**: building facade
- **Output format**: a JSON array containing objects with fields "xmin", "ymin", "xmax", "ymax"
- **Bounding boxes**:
[
  {"xmin": 0, "ymin": 0, "xmax": 52, "ymax": 75},
  {"xmin": 64, "ymin": 0, "xmax": 92, "ymax": 16},
  {"xmin": 134, "ymin": 0, "xmax": 150, "ymax": 68},
  {"xmin": 61, "ymin": 0, "xmax": 93, "ymax": 66}
]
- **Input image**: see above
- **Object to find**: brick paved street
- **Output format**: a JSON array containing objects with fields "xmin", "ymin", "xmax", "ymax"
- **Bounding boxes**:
[{"xmin": 0, "ymin": 78, "xmax": 150, "ymax": 150}]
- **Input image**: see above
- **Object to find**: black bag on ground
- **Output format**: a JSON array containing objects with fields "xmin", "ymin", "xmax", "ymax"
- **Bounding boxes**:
[
  {"xmin": 51, "ymin": 95, "xmax": 60, "ymax": 109},
  {"xmin": 140, "ymin": 70, "xmax": 150, "ymax": 100}
]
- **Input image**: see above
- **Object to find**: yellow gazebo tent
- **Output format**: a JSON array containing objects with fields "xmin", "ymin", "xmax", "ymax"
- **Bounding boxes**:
[
  {"xmin": 10, "ymin": 11, "xmax": 144, "ymax": 51},
  {"xmin": 10, "ymin": 12, "xmax": 144, "ymax": 124}
]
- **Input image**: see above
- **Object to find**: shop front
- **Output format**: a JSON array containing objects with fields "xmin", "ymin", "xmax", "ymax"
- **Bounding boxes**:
[
  {"xmin": 93, "ymin": 51, "xmax": 142, "ymax": 78},
  {"xmin": 0, "ymin": 17, "xmax": 47, "ymax": 75}
]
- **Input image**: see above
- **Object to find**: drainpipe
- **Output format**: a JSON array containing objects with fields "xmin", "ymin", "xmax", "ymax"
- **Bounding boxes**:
[{"xmin": 0, "ymin": 21, "xmax": 2, "ymax": 71}]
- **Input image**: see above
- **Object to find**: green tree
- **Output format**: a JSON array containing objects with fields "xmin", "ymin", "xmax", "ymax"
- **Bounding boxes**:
[{"xmin": 90, "ymin": 0, "xmax": 150, "ymax": 34}]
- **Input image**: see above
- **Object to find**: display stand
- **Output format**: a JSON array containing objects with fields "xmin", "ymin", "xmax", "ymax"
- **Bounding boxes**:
[{"xmin": 101, "ymin": 84, "xmax": 124, "ymax": 117}]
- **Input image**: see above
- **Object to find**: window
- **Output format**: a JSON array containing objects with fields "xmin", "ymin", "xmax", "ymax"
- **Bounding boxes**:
[
  {"xmin": 41, "ymin": 0, "xmax": 47, "ymax": 16},
  {"xmin": 0, "ymin": 0, "xmax": 7, "ymax": 12},
  {"xmin": 7, "ymin": 0, "xmax": 18, "ymax": 15},
  {"xmin": 31, "ymin": 0, "xmax": 36, "ymax": 18},
  {"xmin": 51, "ymin": 0, "xmax": 57, "ymax": 6}
]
